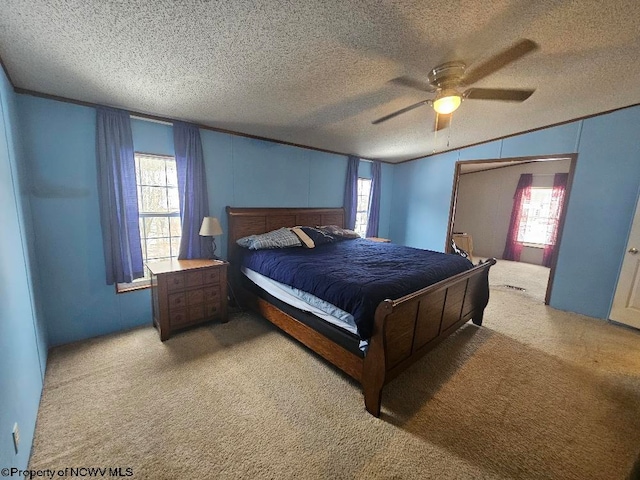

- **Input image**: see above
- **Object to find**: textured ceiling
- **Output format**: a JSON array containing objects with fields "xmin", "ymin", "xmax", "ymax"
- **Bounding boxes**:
[{"xmin": 1, "ymin": 0, "xmax": 640, "ymax": 162}]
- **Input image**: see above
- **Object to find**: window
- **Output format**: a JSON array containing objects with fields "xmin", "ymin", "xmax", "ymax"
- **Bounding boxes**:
[
  {"xmin": 354, "ymin": 177, "xmax": 372, "ymax": 238},
  {"xmin": 117, "ymin": 153, "xmax": 181, "ymax": 292},
  {"xmin": 517, "ymin": 187, "xmax": 553, "ymax": 246}
]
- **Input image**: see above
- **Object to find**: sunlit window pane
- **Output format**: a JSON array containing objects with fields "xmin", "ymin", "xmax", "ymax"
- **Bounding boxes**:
[
  {"xmin": 354, "ymin": 177, "xmax": 372, "ymax": 237},
  {"xmin": 517, "ymin": 187, "xmax": 553, "ymax": 245},
  {"xmin": 146, "ymin": 238, "xmax": 171, "ymax": 260},
  {"xmin": 357, "ymin": 194, "xmax": 368, "ymax": 211},
  {"xmin": 143, "ymin": 217, "xmax": 170, "ymax": 238},
  {"xmin": 139, "ymin": 219, "xmax": 147, "ymax": 257},
  {"xmin": 140, "ymin": 186, "xmax": 168, "ymax": 213},
  {"xmin": 170, "ymin": 237, "xmax": 181, "ymax": 257},
  {"xmin": 137, "ymin": 155, "xmax": 167, "ymax": 186},
  {"xmin": 137, "ymin": 185, "xmax": 143, "ymax": 211},
  {"xmin": 169, "ymin": 217, "xmax": 182, "ymax": 237},
  {"xmin": 166, "ymin": 161, "xmax": 178, "ymax": 187},
  {"xmin": 167, "ymin": 187, "xmax": 180, "ymax": 212}
]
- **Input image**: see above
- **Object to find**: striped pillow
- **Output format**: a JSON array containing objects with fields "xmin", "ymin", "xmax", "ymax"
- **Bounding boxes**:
[{"xmin": 237, "ymin": 228, "xmax": 302, "ymax": 250}]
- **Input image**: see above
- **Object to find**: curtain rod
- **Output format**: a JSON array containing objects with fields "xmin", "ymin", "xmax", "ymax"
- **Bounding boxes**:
[{"xmin": 130, "ymin": 114, "xmax": 172, "ymax": 126}]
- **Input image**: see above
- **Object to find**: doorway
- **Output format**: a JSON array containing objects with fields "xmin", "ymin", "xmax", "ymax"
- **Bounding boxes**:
[{"xmin": 446, "ymin": 154, "xmax": 578, "ymax": 304}]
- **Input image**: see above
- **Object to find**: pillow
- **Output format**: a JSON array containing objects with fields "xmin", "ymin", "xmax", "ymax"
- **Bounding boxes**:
[
  {"xmin": 304, "ymin": 226, "xmax": 336, "ymax": 245},
  {"xmin": 236, "ymin": 227, "xmax": 302, "ymax": 250},
  {"xmin": 290, "ymin": 227, "xmax": 315, "ymax": 248},
  {"xmin": 317, "ymin": 225, "xmax": 360, "ymax": 240}
]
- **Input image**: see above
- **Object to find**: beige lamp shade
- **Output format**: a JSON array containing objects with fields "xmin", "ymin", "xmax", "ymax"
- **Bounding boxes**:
[{"xmin": 199, "ymin": 217, "xmax": 223, "ymax": 237}]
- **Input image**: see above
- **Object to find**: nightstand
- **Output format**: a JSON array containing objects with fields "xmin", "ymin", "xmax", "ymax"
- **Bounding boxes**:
[
  {"xmin": 366, "ymin": 237, "xmax": 391, "ymax": 243},
  {"xmin": 148, "ymin": 259, "xmax": 228, "ymax": 341}
]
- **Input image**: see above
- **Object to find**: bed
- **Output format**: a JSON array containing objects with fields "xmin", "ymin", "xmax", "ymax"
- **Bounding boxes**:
[{"xmin": 226, "ymin": 206, "xmax": 496, "ymax": 417}]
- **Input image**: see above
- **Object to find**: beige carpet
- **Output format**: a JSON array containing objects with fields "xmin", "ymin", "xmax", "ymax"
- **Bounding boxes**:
[
  {"xmin": 481, "ymin": 257, "xmax": 550, "ymax": 303},
  {"xmin": 30, "ymin": 287, "xmax": 640, "ymax": 479}
]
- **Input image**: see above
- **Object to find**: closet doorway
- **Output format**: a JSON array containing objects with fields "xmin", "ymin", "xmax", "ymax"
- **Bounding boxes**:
[{"xmin": 446, "ymin": 154, "xmax": 577, "ymax": 304}]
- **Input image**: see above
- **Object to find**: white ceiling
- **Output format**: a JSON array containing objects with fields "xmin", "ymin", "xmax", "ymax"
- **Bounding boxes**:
[{"xmin": 1, "ymin": 0, "xmax": 640, "ymax": 163}]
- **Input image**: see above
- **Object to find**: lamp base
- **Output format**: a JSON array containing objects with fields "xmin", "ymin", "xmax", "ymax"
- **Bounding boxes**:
[{"xmin": 210, "ymin": 238, "xmax": 219, "ymax": 260}]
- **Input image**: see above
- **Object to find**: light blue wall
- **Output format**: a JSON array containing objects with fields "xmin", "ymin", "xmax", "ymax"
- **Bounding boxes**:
[
  {"xmin": 19, "ymin": 95, "xmax": 392, "ymax": 346},
  {"xmin": 19, "ymin": 98, "xmax": 152, "ymax": 347},
  {"xmin": 206, "ymin": 134, "xmax": 354, "ymax": 258},
  {"xmin": 390, "ymin": 150, "xmax": 458, "ymax": 251},
  {"xmin": 378, "ymin": 163, "xmax": 394, "ymax": 239},
  {"xmin": 131, "ymin": 118, "xmax": 175, "ymax": 155},
  {"xmin": 389, "ymin": 108, "xmax": 640, "ymax": 320},
  {"xmin": 552, "ymin": 109, "xmax": 640, "ymax": 318},
  {"xmin": 0, "ymin": 69, "xmax": 45, "ymax": 471}
]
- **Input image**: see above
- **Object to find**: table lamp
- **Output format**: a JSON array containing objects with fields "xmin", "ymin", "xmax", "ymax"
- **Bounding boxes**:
[{"xmin": 199, "ymin": 217, "xmax": 223, "ymax": 259}]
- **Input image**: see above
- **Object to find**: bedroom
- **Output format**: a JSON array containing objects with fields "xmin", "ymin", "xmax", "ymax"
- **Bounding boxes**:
[{"xmin": 2, "ymin": 1, "xmax": 640, "ymax": 478}]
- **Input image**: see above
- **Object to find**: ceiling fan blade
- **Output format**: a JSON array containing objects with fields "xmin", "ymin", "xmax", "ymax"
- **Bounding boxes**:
[
  {"xmin": 433, "ymin": 113, "xmax": 452, "ymax": 131},
  {"xmin": 461, "ymin": 39, "xmax": 539, "ymax": 86},
  {"xmin": 389, "ymin": 76, "xmax": 437, "ymax": 92},
  {"xmin": 372, "ymin": 100, "xmax": 431, "ymax": 124},
  {"xmin": 463, "ymin": 88, "xmax": 535, "ymax": 102}
]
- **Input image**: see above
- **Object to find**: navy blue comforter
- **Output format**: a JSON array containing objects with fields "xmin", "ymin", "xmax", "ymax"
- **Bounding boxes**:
[{"xmin": 242, "ymin": 239, "xmax": 473, "ymax": 339}]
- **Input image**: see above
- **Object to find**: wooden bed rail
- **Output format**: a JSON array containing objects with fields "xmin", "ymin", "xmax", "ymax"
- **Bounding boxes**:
[{"xmin": 363, "ymin": 258, "xmax": 496, "ymax": 416}]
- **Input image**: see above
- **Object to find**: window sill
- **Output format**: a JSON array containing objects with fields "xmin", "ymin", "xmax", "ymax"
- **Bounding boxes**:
[
  {"xmin": 116, "ymin": 281, "xmax": 151, "ymax": 294},
  {"xmin": 522, "ymin": 242, "xmax": 546, "ymax": 249}
]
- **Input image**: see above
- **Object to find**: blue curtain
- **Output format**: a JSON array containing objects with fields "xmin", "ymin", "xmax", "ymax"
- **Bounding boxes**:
[
  {"xmin": 344, "ymin": 155, "xmax": 359, "ymax": 229},
  {"xmin": 173, "ymin": 122, "xmax": 210, "ymax": 259},
  {"xmin": 96, "ymin": 107, "xmax": 144, "ymax": 285},
  {"xmin": 366, "ymin": 161, "xmax": 382, "ymax": 237}
]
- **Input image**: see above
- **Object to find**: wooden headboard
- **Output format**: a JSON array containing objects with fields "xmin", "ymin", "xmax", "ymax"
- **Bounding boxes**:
[{"xmin": 226, "ymin": 206, "xmax": 345, "ymax": 267}]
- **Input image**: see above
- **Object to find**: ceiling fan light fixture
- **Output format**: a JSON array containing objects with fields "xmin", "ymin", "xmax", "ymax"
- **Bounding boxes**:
[{"xmin": 433, "ymin": 89, "xmax": 462, "ymax": 115}]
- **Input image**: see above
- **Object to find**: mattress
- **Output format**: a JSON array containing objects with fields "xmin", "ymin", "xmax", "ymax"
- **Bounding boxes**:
[
  {"xmin": 242, "ymin": 267, "xmax": 358, "ymax": 335},
  {"xmin": 242, "ymin": 267, "xmax": 368, "ymax": 352}
]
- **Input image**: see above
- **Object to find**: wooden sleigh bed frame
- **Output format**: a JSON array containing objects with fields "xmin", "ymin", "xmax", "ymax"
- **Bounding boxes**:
[{"xmin": 226, "ymin": 206, "xmax": 495, "ymax": 417}]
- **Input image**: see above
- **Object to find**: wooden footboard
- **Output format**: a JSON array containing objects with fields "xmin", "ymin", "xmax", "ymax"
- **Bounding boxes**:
[
  {"xmin": 362, "ymin": 258, "xmax": 495, "ymax": 416},
  {"xmin": 226, "ymin": 207, "xmax": 495, "ymax": 417}
]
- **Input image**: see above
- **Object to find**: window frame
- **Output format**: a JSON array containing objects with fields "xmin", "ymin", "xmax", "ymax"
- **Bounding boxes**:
[
  {"xmin": 354, "ymin": 177, "xmax": 372, "ymax": 238},
  {"xmin": 116, "ymin": 152, "xmax": 181, "ymax": 294}
]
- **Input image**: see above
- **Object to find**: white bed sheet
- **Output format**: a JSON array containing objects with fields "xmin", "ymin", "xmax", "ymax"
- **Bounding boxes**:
[{"xmin": 241, "ymin": 266, "xmax": 363, "ymax": 341}]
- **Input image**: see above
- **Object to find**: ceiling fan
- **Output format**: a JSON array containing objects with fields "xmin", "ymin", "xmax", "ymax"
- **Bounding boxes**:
[{"xmin": 372, "ymin": 39, "xmax": 539, "ymax": 131}]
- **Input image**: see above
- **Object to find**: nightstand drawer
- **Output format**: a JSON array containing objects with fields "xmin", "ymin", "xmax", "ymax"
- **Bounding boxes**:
[
  {"xmin": 203, "ymin": 286, "xmax": 221, "ymax": 302},
  {"xmin": 187, "ymin": 288, "xmax": 205, "ymax": 305},
  {"xmin": 186, "ymin": 270, "xmax": 204, "ymax": 287},
  {"xmin": 204, "ymin": 269, "xmax": 220, "ymax": 285},
  {"xmin": 205, "ymin": 302, "xmax": 221, "ymax": 318},
  {"xmin": 168, "ymin": 292, "xmax": 186, "ymax": 309},
  {"xmin": 188, "ymin": 304, "xmax": 205, "ymax": 322},
  {"xmin": 170, "ymin": 308, "xmax": 189, "ymax": 326},
  {"xmin": 167, "ymin": 273, "xmax": 185, "ymax": 291}
]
